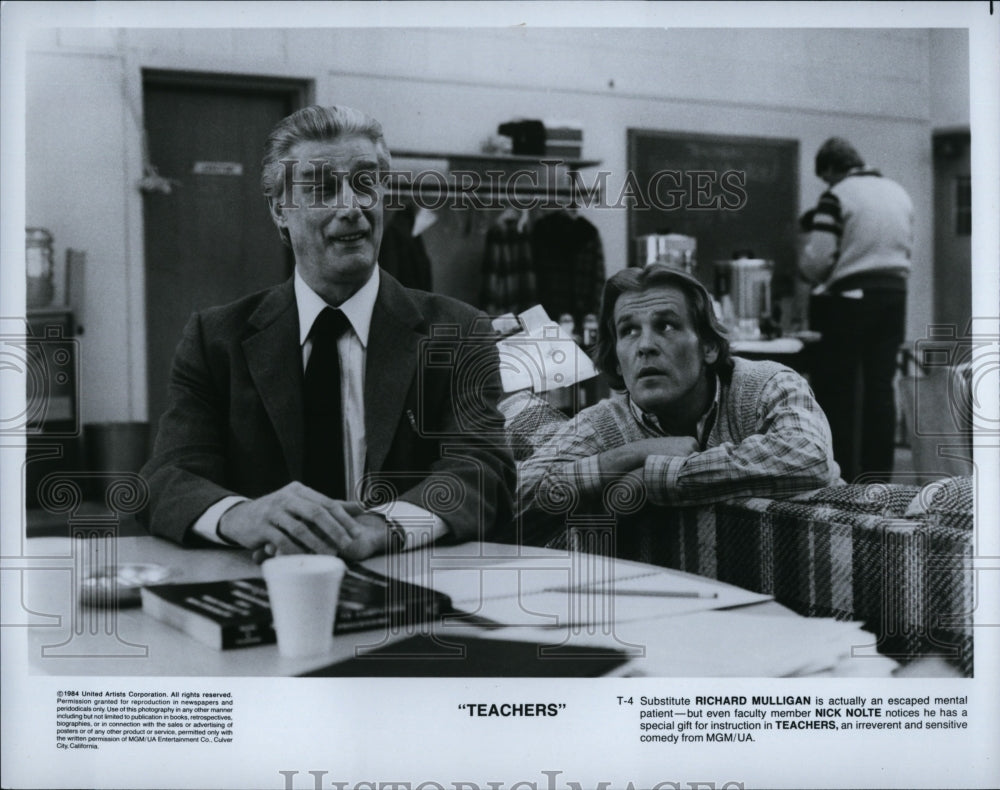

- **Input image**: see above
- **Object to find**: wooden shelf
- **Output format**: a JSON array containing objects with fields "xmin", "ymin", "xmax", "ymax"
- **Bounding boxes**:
[
  {"xmin": 393, "ymin": 149, "xmax": 601, "ymax": 170},
  {"xmin": 387, "ymin": 150, "xmax": 602, "ymax": 205}
]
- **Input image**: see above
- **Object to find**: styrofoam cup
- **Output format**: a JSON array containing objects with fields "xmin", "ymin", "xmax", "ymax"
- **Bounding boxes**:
[{"xmin": 261, "ymin": 555, "xmax": 347, "ymax": 657}]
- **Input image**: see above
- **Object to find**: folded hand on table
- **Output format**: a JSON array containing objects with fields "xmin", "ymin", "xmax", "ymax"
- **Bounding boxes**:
[{"xmin": 217, "ymin": 481, "xmax": 391, "ymax": 563}]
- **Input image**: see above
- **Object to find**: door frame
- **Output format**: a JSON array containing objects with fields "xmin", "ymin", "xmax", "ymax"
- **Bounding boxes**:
[
  {"xmin": 931, "ymin": 127, "xmax": 972, "ymax": 329},
  {"xmin": 142, "ymin": 68, "xmax": 313, "ymax": 103},
  {"xmin": 139, "ymin": 70, "xmax": 312, "ymax": 425}
]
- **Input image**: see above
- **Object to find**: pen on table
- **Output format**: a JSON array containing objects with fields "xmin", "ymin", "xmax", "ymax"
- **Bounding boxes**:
[{"xmin": 544, "ymin": 586, "xmax": 718, "ymax": 599}]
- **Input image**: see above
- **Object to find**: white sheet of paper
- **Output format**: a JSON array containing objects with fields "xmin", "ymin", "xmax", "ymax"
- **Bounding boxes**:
[
  {"xmin": 425, "ymin": 556, "xmax": 770, "ymax": 628},
  {"xmin": 497, "ymin": 324, "xmax": 598, "ymax": 393}
]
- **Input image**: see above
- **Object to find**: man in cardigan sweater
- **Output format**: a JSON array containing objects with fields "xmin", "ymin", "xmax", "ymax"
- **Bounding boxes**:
[{"xmin": 515, "ymin": 265, "xmax": 840, "ymax": 543}]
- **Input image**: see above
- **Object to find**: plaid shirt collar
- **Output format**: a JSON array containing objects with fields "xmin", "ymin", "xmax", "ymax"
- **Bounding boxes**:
[{"xmin": 627, "ymin": 373, "xmax": 721, "ymax": 448}]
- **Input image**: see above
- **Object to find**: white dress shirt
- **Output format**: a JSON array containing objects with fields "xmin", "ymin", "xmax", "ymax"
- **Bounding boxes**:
[{"xmin": 192, "ymin": 266, "xmax": 446, "ymax": 549}]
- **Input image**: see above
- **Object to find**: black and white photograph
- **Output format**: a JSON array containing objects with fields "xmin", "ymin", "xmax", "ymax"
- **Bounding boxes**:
[{"xmin": 2, "ymin": 2, "xmax": 998, "ymax": 789}]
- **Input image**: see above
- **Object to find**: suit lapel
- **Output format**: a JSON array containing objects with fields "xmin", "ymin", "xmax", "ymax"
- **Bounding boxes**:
[
  {"xmin": 365, "ymin": 274, "xmax": 423, "ymax": 474},
  {"xmin": 242, "ymin": 281, "xmax": 306, "ymax": 480}
]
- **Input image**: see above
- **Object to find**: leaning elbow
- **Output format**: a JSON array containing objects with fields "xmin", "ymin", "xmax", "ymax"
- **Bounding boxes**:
[
  {"xmin": 800, "ymin": 443, "xmax": 841, "ymax": 488},
  {"xmin": 515, "ymin": 466, "xmax": 574, "ymax": 518},
  {"xmin": 778, "ymin": 438, "xmax": 840, "ymax": 492}
]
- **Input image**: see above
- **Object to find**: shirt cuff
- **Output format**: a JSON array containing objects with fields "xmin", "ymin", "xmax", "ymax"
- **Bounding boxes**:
[
  {"xmin": 643, "ymin": 454, "xmax": 686, "ymax": 506},
  {"xmin": 368, "ymin": 501, "xmax": 447, "ymax": 551},
  {"xmin": 190, "ymin": 496, "xmax": 250, "ymax": 545},
  {"xmin": 575, "ymin": 453, "xmax": 606, "ymax": 497}
]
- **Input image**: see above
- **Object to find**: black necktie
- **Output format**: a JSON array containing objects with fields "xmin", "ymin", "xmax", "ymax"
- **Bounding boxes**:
[{"xmin": 303, "ymin": 308, "xmax": 350, "ymax": 499}]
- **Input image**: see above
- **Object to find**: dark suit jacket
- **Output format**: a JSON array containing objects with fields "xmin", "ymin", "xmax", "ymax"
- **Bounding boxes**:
[{"xmin": 141, "ymin": 270, "xmax": 514, "ymax": 545}]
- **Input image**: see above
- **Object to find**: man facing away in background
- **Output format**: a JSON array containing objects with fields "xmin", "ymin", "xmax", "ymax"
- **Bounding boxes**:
[
  {"xmin": 141, "ymin": 105, "xmax": 513, "ymax": 560},
  {"xmin": 799, "ymin": 136, "xmax": 914, "ymax": 483}
]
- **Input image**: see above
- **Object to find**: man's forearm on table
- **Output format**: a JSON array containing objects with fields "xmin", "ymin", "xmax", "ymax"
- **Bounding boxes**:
[{"xmin": 641, "ymin": 440, "xmax": 833, "ymax": 506}]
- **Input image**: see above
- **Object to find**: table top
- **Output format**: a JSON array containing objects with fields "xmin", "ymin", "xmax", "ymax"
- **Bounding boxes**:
[{"xmin": 20, "ymin": 536, "xmax": 897, "ymax": 678}]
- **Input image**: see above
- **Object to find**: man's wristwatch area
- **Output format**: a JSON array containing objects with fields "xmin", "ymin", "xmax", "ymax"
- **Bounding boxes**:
[
  {"xmin": 384, "ymin": 517, "xmax": 408, "ymax": 551},
  {"xmin": 215, "ymin": 507, "xmax": 244, "ymax": 547}
]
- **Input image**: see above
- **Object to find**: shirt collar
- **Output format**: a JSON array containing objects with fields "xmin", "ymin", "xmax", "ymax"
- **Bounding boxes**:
[
  {"xmin": 846, "ymin": 166, "xmax": 883, "ymax": 179},
  {"xmin": 294, "ymin": 265, "xmax": 380, "ymax": 349},
  {"xmin": 627, "ymin": 374, "xmax": 721, "ymax": 444}
]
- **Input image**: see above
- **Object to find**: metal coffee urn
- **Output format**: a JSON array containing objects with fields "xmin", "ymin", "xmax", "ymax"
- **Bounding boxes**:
[{"xmin": 715, "ymin": 257, "xmax": 773, "ymax": 339}]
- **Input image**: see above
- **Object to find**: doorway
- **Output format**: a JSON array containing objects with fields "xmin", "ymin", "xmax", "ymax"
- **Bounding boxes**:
[
  {"xmin": 932, "ymin": 129, "xmax": 972, "ymax": 329},
  {"xmin": 142, "ymin": 71, "xmax": 309, "ymax": 432}
]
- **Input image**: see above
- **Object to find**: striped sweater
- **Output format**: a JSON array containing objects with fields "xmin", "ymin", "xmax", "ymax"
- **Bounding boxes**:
[{"xmin": 801, "ymin": 168, "xmax": 913, "ymax": 290}]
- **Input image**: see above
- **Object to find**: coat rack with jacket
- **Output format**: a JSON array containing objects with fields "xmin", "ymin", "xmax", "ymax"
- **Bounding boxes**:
[{"xmin": 386, "ymin": 150, "xmax": 604, "ymax": 322}]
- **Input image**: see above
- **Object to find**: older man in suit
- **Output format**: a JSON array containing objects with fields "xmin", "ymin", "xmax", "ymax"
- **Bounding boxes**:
[{"xmin": 141, "ymin": 105, "xmax": 513, "ymax": 561}]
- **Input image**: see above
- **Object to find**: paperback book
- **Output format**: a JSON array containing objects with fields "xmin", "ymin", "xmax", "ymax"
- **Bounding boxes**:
[{"xmin": 141, "ymin": 565, "xmax": 451, "ymax": 650}]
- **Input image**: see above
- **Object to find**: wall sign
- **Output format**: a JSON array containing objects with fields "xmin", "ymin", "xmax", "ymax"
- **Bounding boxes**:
[{"xmin": 192, "ymin": 161, "xmax": 244, "ymax": 176}]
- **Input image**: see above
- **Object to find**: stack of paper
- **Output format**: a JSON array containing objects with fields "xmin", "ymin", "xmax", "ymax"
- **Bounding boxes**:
[
  {"xmin": 474, "ymin": 612, "xmax": 897, "ymax": 677},
  {"xmin": 619, "ymin": 611, "xmax": 894, "ymax": 677},
  {"xmin": 411, "ymin": 552, "xmax": 897, "ymax": 677}
]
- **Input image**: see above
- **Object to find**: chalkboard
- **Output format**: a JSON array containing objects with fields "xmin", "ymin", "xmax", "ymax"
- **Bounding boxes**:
[{"xmin": 626, "ymin": 129, "xmax": 799, "ymax": 299}]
